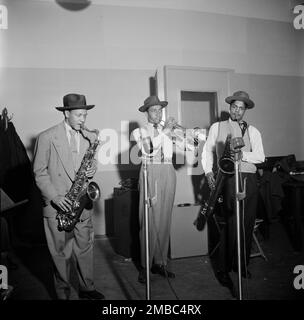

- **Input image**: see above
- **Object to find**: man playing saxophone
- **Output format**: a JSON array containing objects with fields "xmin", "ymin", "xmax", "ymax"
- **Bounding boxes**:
[
  {"xmin": 33, "ymin": 93, "xmax": 105, "ymax": 300},
  {"xmin": 201, "ymin": 91, "xmax": 265, "ymax": 295}
]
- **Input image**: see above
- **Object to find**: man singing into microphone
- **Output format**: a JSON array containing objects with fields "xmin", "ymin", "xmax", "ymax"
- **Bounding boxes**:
[{"xmin": 201, "ymin": 91, "xmax": 265, "ymax": 295}]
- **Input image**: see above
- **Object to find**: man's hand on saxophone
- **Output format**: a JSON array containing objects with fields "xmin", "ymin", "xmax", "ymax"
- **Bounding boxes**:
[
  {"xmin": 205, "ymin": 171, "xmax": 216, "ymax": 190},
  {"xmin": 52, "ymin": 195, "xmax": 72, "ymax": 212},
  {"xmin": 86, "ymin": 159, "xmax": 98, "ymax": 178}
]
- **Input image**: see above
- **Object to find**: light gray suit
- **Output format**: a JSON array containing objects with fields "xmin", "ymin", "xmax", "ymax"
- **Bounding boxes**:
[{"xmin": 33, "ymin": 121, "xmax": 96, "ymax": 299}]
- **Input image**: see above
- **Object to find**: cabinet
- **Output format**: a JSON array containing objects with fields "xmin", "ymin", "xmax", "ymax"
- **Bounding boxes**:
[
  {"xmin": 113, "ymin": 189, "xmax": 140, "ymax": 259},
  {"xmin": 170, "ymin": 204, "xmax": 208, "ymax": 259}
]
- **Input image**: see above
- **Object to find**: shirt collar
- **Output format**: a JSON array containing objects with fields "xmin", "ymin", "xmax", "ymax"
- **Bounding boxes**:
[
  {"xmin": 64, "ymin": 121, "xmax": 78, "ymax": 135},
  {"xmin": 229, "ymin": 117, "xmax": 246, "ymax": 125},
  {"xmin": 147, "ymin": 121, "xmax": 161, "ymax": 128}
]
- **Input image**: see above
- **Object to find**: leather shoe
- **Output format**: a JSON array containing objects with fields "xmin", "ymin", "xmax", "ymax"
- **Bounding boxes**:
[
  {"xmin": 216, "ymin": 271, "xmax": 237, "ymax": 298},
  {"xmin": 216, "ymin": 271, "xmax": 233, "ymax": 289},
  {"xmin": 138, "ymin": 269, "xmax": 147, "ymax": 284},
  {"xmin": 79, "ymin": 290, "xmax": 105, "ymax": 300},
  {"xmin": 151, "ymin": 264, "xmax": 175, "ymax": 278},
  {"xmin": 56, "ymin": 287, "xmax": 71, "ymax": 300}
]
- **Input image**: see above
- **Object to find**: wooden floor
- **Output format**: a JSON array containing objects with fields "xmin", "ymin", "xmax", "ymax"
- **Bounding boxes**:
[{"xmin": 3, "ymin": 219, "xmax": 304, "ymax": 301}]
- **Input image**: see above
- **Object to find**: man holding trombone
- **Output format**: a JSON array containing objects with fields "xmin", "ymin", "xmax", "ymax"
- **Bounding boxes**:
[{"xmin": 132, "ymin": 95, "xmax": 199, "ymax": 285}]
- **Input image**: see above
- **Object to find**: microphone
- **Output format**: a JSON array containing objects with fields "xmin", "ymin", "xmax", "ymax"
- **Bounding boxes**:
[
  {"xmin": 231, "ymin": 137, "xmax": 245, "ymax": 152},
  {"xmin": 142, "ymin": 136, "xmax": 153, "ymax": 154},
  {"xmin": 231, "ymin": 137, "xmax": 244, "ymax": 161}
]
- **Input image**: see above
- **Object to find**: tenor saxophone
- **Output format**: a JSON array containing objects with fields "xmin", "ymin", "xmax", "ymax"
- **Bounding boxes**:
[{"xmin": 56, "ymin": 126, "xmax": 101, "ymax": 232}]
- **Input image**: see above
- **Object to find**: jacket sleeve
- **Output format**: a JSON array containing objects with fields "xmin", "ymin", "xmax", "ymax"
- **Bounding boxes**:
[{"xmin": 33, "ymin": 133, "xmax": 58, "ymax": 204}]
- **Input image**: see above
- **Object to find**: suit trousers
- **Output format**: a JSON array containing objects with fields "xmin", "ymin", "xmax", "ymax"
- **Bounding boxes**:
[
  {"xmin": 43, "ymin": 214, "xmax": 95, "ymax": 298},
  {"xmin": 218, "ymin": 172, "xmax": 258, "ymax": 273},
  {"xmin": 138, "ymin": 163, "xmax": 176, "ymax": 268}
]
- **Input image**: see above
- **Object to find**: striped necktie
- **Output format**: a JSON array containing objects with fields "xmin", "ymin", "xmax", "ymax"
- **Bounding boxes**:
[
  {"xmin": 153, "ymin": 124, "xmax": 164, "ymax": 161},
  {"xmin": 239, "ymin": 121, "xmax": 247, "ymax": 137},
  {"xmin": 153, "ymin": 123, "xmax": 159, "ymax": 136}
]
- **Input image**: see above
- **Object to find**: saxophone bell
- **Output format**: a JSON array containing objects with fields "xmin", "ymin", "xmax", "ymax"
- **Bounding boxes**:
[
  {"xmin": 218, "ymin": 134, "xmax": 235, "ymax": 175},
  {"xmin": 87, "ymin": 181, "xmax": 100, "ymax": 201},
  {"xmin": 218, "ymin": 156, "xmax": 234, "ymax": 175}
]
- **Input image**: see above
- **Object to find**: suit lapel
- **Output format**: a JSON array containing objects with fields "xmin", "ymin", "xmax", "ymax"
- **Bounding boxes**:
[{"xmin": 52, "ymin": 121, "xmax": 75, "ymax": 181}]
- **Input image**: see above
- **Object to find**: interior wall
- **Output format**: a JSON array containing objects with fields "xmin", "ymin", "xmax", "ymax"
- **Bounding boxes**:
[
  {"xmin": 230, "ymin": 73, "xmax": 303, "ymax": 160},
  {"xmin": 1, "ymin": 0, "xmax": 303, "ymax": 234},
  {"xmin": 1, "ymin": 0, "xmax": 302, "ymax": 76}
]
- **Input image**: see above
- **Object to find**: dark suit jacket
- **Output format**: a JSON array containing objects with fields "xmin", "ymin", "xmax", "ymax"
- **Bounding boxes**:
[{"xmin": 33, "ymin": 121, "xmax": 96, "ymax": 218}]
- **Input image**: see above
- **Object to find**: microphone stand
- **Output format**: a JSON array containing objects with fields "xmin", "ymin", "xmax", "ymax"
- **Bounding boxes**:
[
  {"xmin": 143, "ymin": 155, "xmax": 151, "ymax": 300},
  {"xmin": 234, "ymin": 154, "xmax": 242, "ymax": 300},
  {"xmin": 232, "ymin": 139, "xmax": 246, "ymax": 300},
  {"xmin": 232, "ymin": 138, "xmax": 246, "ymax": 300}
]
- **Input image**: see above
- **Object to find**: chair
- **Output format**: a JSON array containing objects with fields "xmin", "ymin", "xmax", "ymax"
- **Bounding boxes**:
[
  {"xmin": 250, "ymin": 218, "xmax": 268, "ymax": 261},
  {"xmin": 209, "ymin": 216, "xmax": 268, "ymax": 261},
  {"xmin": 208, "ymin": 215, "xmax": 222, "ymax": 257}
]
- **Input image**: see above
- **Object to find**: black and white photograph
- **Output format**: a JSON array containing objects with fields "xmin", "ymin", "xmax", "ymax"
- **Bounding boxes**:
[{"xmin": 0, "ymin": 0, "xmax": 304, "ymax": 312}]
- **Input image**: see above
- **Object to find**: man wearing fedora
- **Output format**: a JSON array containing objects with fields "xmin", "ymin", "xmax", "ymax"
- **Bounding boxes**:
[
  {"xmin": 132, "ymin": 95, "xmax": 193, "ymax": 284},
  {"xmin": 33, "ymin": 93, "xmax": 104, "ymax": 300},
  {"xmin": 202, "ymin": 91, "xmax": 265, "ymax": 294}
]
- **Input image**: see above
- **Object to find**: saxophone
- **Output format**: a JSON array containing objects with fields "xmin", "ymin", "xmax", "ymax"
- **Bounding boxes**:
[
  {"xmin": 195, "ymin": 134, "xmax": 234, "ymax": 231},
  {"xmin": 56, "ymin": 126, "xmax": 101, "ymax": 232}
]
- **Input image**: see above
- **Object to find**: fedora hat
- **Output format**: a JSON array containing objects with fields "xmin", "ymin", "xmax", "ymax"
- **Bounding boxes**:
[
  {"xmin": 139, "ymin": 95, "xmax": 168, "ymax": 112},
  {"xmin": 225, "ymin": 91, "xmax": 254, "ymax": 109},
  {"xmin": 56, "ymin": 93, "xmax": 95, "ymax": 111}
]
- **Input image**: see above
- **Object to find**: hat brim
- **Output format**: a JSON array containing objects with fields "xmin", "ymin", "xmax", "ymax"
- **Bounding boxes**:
[
  {"xmin": 225, "ymin": 96, "xmax": 254, "ymax": 109},
  {"xmin": 56, "ymin": 105, "xmax": 95, "ymax": 111},
  {"xmin": 138, "ymin": 101, "xmax": 168, "ymax": 112}
]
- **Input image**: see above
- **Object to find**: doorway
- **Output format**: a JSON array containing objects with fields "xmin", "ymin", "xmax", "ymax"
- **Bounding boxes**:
[
  {"xmin": 180, "ymin": 90, "xmax": 218, "ymax": 131},
  {"xmin": 158, "ymin": 66, "xmax": 233, "ymax": 205}
]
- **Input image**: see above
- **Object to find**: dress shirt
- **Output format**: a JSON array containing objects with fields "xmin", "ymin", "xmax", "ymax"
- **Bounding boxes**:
[
  {"xmin": 64, "ymin": 121, "xmax": 80, "ymax": 153},
  {"xmin": 133, "ymin": 122, "xmax": 172, "ymax": 160},
  {"xmin": 202, "ymin": 118, "xmax": 265, "ymax": 174}
]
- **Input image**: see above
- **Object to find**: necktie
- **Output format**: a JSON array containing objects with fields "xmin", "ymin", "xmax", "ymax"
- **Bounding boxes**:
[
  {"xmin": 70, "ymin": 130, "xmax": 78, "ymax": 169},
  {"xmin": 153, "ymin": 124, "xmax": 164, "ymax": 161},
  {"xmin": 239, "ymin": 121, "xmax": 247, "ymax": 137},
  {"xmin": 153, "ymin": 123, "xmax": 159, "ymax": 137}
]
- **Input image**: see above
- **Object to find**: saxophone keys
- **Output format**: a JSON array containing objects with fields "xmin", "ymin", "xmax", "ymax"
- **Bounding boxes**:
[{"xmin": 74, "ymin": 201, "xmax": 80, "ymax": 208}]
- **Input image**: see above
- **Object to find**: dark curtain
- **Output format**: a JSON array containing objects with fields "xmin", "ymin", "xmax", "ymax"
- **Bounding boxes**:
[{"xmin": 0, "ymin": 121, "xmax": 45, "ymax": 248}]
